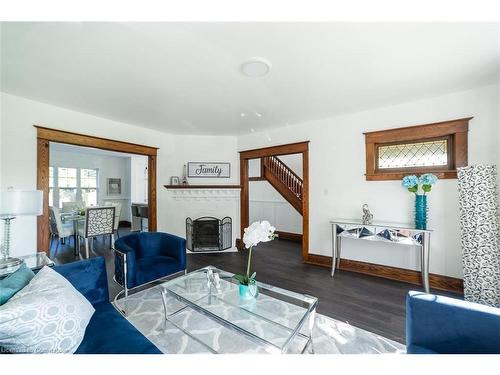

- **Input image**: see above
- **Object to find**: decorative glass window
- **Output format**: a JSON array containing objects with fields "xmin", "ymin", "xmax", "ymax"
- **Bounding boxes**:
[
  {"xmin": 377, "ymin": 138, "xmax": 449, "ymax": 170},
  {"xmin": 364, "ymin": 118, "xmax": 471, "ymax": 180}
]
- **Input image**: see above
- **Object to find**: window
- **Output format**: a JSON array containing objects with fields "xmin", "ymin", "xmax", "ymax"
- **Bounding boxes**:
[
  {"xmin": 364, "ymin": 117, "xmax": 471, "ymax": 180},
  {"xmin": 80, "ymin": 169, "xmax": 98, "ymax": 206},
  {"xmin": 49, "ymin": 166, "xmax": 54, "ymax": 207},
  {"xmin": 50, "ymin": 167, "xmax": 99, "ymax": 207}
]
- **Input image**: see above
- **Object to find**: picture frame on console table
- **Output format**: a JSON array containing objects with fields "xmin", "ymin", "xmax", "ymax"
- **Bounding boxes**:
[{"xmin": 187, "ymin": 162, "xmax": 230, "ymax": 178}]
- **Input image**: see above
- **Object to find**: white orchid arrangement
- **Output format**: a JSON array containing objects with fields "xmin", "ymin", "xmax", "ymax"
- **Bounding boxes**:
[{"xmin": 234, "ymin": 221, "xmax": 276, "ymax": 286}]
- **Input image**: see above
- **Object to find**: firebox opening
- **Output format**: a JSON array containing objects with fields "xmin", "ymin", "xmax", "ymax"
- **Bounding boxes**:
[{"xmin": 186, "ymin": 216, "xmax": 232, "ymax": 252}]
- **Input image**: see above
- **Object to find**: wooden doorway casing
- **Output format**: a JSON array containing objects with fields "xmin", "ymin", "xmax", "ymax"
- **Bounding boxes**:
[
  {"xmin": 239, "ymin": 141, "xmax": 309, "ymax": 261},
  {"xmin": 35, "ymin": 126, "xmax": 159, "ymax": 254}
]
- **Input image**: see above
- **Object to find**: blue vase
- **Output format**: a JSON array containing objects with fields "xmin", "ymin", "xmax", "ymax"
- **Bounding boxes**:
[
  {"xmin": 415, "ymin": 195, "xmax": 428, "ymax": 230},
  {"xmin": 239, "ymin": 284, "xmax": 258, "ymax": 299}
]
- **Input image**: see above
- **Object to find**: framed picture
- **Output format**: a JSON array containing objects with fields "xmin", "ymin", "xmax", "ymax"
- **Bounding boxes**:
[
  {"xmin": 107, "ymin": 178, "xmax": 122, "ymax": 195},
  {"xmin": 187, "ymin": 162, "xmax": 231, "ymax": 178},
  {"xmin": 170, "ymin": 176, "xmax": 180, "ymax": 185}
]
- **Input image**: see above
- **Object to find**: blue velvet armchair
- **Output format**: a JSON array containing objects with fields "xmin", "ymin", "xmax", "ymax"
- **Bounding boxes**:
[
  {"xmin": 113, "ymin": 232, "xmax": 186, "ymax": 297},
  {"xmin": 406, "ymin": 291, "xmax": 500, "ymax": 354}
]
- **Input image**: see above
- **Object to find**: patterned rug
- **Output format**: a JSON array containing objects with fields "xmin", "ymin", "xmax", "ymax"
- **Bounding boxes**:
[{"xmin": 114, "ymin": 285, "xmax": 406, "ymax": 354}]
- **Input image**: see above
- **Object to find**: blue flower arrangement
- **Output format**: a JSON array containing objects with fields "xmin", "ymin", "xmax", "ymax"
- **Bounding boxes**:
[
  {"xmin": 402, "ymin": 173, "xmax": 438, "ymax": 230},
  {"xmin": 402, "ymin": 173, "xmax": 438, "ymax": 194}
]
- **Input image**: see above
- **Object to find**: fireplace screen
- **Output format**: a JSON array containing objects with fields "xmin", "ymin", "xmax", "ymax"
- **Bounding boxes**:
[{"xmin": 186, "ymin": 216, "xmax": 232, "ymax": 252}]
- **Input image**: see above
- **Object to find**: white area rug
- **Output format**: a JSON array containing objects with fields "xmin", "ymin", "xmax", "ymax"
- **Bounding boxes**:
[{"xmin": 114, "ymin": 285, "xmax": 406, "ymax": 354}]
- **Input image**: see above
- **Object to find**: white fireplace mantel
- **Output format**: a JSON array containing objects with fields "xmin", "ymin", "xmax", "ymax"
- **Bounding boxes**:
[{"xmin": 166, "ymin": 188, "xmax": 240, "ymax": 201}]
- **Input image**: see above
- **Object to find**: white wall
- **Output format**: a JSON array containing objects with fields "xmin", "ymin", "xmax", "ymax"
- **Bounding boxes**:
[
  {"xmin": 248, "ymin": 154, "xmax": 303, "ymax": 234},
  {"xmin": 130, "ymin": 155, "xmax": 148, "ymax": 204},
  {"xmin": 238, "ymin": 83, "xmax": 500, "ymax": 278},
  {"xmin": 50, "ymin": 147, "xmax": 133, "ymax": 222},
  {"xmin": 0, "ymin": 92, "xmax": 239, "ymax": 257}
]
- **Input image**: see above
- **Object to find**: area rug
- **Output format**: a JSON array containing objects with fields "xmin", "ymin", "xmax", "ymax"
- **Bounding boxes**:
[{"xmin": 114, "ymin": 285, "xmax": 406, "ymax": 354}]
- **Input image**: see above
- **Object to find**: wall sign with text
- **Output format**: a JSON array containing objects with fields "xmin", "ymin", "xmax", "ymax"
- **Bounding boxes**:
[{"xmin": 187, "ymin": 162, "xmax": 231, "ymax": 178}]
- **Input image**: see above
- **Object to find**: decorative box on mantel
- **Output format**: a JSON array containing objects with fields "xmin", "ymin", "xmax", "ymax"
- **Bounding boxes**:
[{"xmin": 164, "ymin": 185, "xmax": 241, "ymax": 201}]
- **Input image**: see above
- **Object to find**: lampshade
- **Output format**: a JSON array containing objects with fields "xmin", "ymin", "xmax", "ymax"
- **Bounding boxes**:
[{"xmin": 0, "ymin": 190, "xmax": 43, "ymax": 217}]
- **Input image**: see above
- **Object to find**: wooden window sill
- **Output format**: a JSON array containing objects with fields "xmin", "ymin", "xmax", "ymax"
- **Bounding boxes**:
[{"xmin": 366, "ymin": 170, "xmax": 458, "ymax": 181}]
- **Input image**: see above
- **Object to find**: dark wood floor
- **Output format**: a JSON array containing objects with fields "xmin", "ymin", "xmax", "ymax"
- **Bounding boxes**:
[{"xmin": 52, "ymin": 230, "xmax": 459, "ymax": 344}]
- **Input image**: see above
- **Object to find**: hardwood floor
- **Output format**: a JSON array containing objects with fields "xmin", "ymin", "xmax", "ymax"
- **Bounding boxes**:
[{"xmin": 52, "ymin": 233, "xmax": 460, "ymax": 344}]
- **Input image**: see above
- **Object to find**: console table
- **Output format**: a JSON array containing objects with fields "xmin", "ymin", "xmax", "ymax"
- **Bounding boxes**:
[{"xmin": 330, "ymin": 219, "xmax": 432, "ymax": 293}]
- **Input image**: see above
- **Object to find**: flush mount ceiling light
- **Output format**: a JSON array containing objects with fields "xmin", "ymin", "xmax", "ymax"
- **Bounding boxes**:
[{"xmin": 241, "ymin": 58, "xmax": 271, "ymax": 77}]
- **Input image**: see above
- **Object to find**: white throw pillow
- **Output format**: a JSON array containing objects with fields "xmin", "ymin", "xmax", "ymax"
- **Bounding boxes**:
[{"xmin": 0, "ymin": 266, "xmax": 95, "ymax": 353}]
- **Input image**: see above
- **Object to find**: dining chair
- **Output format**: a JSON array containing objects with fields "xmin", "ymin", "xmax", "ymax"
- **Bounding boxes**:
[
  {"xmin": 77, "ymin": 206, "xmax": 115, "ymax": 259},
  {"xmin": 48, "ymin": 206, "xmax": 75, "ymax": 255},
  {"xmin": 62, "ymin": 201, "xmax": 85, "ymax": 213},
  {"xmin": 138, "ymin": 205, "xmax": 149, "ymax": 232},
  {"xmin": 104, "ymin": 201, "xmax": 122, "ymax": 238}
]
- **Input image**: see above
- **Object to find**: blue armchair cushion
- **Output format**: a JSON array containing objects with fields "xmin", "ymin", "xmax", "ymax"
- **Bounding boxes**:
[
  {"xmin": 406, "ymin": 291, "xmax": 500, "ymax": 354},
  {"xmin": 135, "ymin": 256, "xmax": 184, "ymax": 286},
  {"xmin": 0, "ymin": 263, "xmax": 35, "ymax": 305},
  {"xmin": 114, "ymin": 232, "xmax": 186, "ymax": 289}
]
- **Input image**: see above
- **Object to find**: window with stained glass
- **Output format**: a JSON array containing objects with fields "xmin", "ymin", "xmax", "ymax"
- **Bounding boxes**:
[
  {"xmin": 377, "ymin": 138, "xmax": 449, "ymax": 169},
  {"xmin": 364, "ymin": 118, "xmax": 471, "ymax": 180}
]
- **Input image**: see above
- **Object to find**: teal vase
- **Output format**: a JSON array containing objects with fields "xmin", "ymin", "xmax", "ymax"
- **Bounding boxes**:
[
  {"xmin": 415, "ymin": 195, "xmax": 428, "ymax": 230},
  {"xmin": 239, "ymin": 284, "xmax": 258, "ymax": 299}
]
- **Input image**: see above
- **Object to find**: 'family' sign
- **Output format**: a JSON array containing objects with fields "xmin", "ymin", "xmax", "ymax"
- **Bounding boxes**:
[{"xmin": 187, "ymin": 162, "xmax": 230, "ymax": 178}]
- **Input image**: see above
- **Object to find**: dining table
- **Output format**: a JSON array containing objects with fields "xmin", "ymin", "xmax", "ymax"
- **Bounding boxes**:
[{"xmin": 61, "ymin": 212, "xmax": 86, "ymax": 256}]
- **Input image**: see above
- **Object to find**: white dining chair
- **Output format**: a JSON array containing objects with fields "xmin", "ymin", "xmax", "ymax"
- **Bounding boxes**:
[
  {"xmin": 48, "ymin": 206, "xmax": 75, "ymax": 254},
  {"xmin": 77, "ymin": 206, "xmax": 115, "ymax": 259}
]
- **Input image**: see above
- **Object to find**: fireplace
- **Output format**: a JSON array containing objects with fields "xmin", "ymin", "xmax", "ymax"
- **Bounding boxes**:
[{"xmin": 186, "ymin": 216, "xmax": 232, "ymax": 252}]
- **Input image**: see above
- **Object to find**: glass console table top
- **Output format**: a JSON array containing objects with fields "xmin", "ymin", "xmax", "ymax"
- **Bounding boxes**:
[
  {"xmin": 0, "ymin": 252, "xmax": 54, "ymax": 278},
  {"xmin": 330, "ymin": 218, "xmax": 432, "ymax": 232},
  {"xmin": 161, "ymin": 266, "xmax": 318, "ymax": 353}
]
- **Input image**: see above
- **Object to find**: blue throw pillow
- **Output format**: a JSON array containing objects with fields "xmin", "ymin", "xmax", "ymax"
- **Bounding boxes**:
[{"xmin": 0, "ymin": 263, "xmax": 35, "ymax": 305}]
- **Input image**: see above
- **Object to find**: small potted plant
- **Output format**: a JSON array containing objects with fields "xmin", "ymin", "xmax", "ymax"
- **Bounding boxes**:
[
  {"xmin": 233, "ymin": 221, "xmax": 276, "ymax": 298},
  {"xmin": 402, "ymin": 173, "xmax": 438, "ymax": 230}
]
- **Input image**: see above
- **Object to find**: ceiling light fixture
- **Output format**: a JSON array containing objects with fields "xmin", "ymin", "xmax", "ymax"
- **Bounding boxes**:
[
  {"xmin": 240, "ymin": 113, "xmax": 246, "ymax": 117},
  {"xmin": 241, "ymin": 58, "xmax": 271, "ymax": 77},
  {"xmin": 255, "ymin": 112, "xmax": 262, "ymax": 117}
]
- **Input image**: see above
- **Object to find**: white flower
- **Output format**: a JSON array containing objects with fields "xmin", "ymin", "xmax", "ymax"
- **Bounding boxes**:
[{"xmin": 243, "ymin": 220, "xmax": 276, "ymax": 249}]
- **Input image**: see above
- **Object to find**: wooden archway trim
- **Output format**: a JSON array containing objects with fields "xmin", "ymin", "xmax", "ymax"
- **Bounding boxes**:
[
  {"xmin": 238, "ymin": 141, "xmax": 310, "ymax": 262},
  {"xmin": 35, "ymin": 125, "xmax": 158, "ymax": 253}
]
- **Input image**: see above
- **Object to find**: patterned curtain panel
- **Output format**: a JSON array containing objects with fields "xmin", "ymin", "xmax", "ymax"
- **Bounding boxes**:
[{"xmin": 458, "ymin": 165, "xmax": 500, "ymax": 307}]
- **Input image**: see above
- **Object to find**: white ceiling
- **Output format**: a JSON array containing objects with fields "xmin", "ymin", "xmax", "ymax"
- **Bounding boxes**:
[{"xmin": 1, "ymin": 22, "xmax": 499, "ymax": 135}]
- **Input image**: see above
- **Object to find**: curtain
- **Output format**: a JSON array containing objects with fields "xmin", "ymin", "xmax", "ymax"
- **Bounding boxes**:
[{"xmin": 458, "ymin": 165, "xmax": 500, "ymax": 307}]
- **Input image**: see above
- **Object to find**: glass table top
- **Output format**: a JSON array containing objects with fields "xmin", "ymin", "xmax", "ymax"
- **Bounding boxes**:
[
  {"xmin": 161, "ymin": 266, "xmax": 318, "ymax": 352},
  {"xmin": 330, "ymin": 218, "xmax": 433, "ymax": 232},
  {"xmin": 0, "ymin": 252, "xmax": 54, "ymax": 277}
]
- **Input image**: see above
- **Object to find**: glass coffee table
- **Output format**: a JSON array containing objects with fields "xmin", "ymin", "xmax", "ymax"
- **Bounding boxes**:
[{"xmin": 160, "ymin": 266, "xmax": 318, "ymax": 354}]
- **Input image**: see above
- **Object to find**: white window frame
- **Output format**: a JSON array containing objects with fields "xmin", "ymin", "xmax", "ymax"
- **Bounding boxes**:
[{"xmin": 50, "ymin": 166, "xmax": 99, "ymax": 208}]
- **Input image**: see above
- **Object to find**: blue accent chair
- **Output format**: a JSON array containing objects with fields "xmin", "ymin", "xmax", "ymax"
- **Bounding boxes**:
[
  {"xmin": 113, "ymin": 232, "xmax": 186, "ymax": 297},
  {"xmin": 406, "ymin": 291, "xmax": 500, "ymax": 354},
  {"xmin": 54, "ymin": 257, "xmax": 161, "ymax": 354}
]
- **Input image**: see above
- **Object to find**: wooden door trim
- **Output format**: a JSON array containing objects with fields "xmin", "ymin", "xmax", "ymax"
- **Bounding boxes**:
[
  {"xmin": 34, "ymin": 126, "xmax": 158, "ymax": 156},
  {"xmin": 35, "ymin": 126, "xmax": 158, "ymax": 253},
  {"xmin": 238, "ymin": 141, "xmax": 310, "ymax": 262}
]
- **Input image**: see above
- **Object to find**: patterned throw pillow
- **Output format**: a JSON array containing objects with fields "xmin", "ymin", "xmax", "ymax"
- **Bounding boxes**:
[
  {"xmin": 0, "ymin": 266, "xmax": 95, "ymax": 353},
  {"xmin": 0, "ymin": 263, "xmax": 35, "ymax": 305}
]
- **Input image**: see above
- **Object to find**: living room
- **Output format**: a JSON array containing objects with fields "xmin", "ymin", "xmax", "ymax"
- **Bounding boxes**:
[{"xmin": 0, "ymin": 1, "xmax": 499, "ymax": 374}]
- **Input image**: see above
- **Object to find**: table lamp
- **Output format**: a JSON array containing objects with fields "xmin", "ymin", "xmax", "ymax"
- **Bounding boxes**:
[{"xmin": 0, "ymin": 189, "xmax": 43, "ymax": 270}]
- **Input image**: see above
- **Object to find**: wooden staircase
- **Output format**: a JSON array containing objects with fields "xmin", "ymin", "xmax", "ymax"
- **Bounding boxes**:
[{"xmin": 262, "ymin": 156, "xmax": 303, "ymax": 214}]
